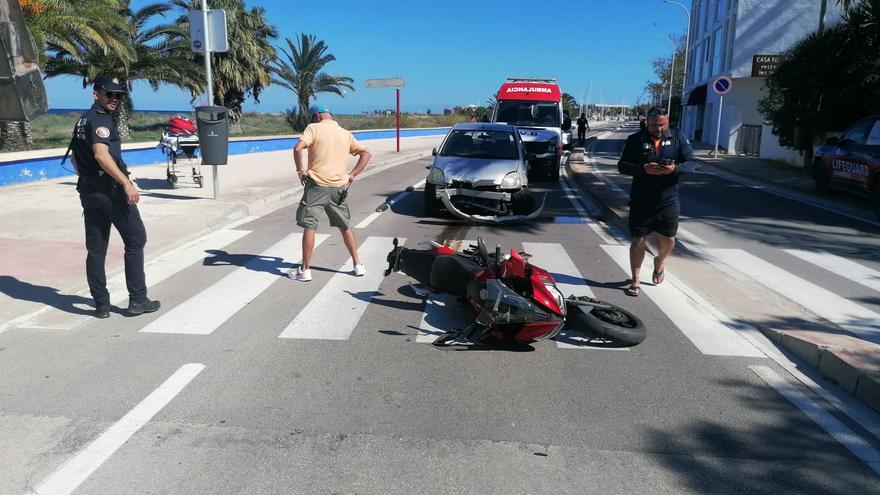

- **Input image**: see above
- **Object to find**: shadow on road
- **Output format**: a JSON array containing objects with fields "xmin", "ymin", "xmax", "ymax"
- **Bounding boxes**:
[{"xmin": 0, "ymin": 275, "xmax": 95, "ymax": 315}]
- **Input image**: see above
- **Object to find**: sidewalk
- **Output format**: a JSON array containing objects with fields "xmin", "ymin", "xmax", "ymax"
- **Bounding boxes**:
[
  {"xmin": 567, "ymin": 136, "xmax": 880, "ymax": 414},
  {"xmin": 0, "ymin": 135, "xmax": 443, "ymax": 326}
]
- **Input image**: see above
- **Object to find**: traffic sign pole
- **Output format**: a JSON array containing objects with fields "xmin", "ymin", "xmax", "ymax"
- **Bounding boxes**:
[
  {"xmin": 713, "ymin": 95, "xmax": 723, "ymax": 158},
  {"xmin": 365, "ymin": 78, "xmax": 406, "ymax": 153},
  {"xmin": 710, "ymin": 76, "xmax": 732, "ymax": 159},
  {"xmin": 396, "ymin": 87, "xmax": 400, "ymax": 153},
  {"xmin": 199, "ymin": 0, "xmax": 219, "ymax": 199}
]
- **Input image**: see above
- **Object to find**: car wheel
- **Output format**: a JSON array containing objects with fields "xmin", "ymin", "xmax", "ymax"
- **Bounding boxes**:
[
  {"xmin": 813, "ymin": 159, "xmax": 830, "ymax": 193},
  {"xmin": 424, "ymin": 182, "xmax": 442, "ymax": 215},
  {"xmin": 511, "ymin": 188, "xmax": 537, "ymax": 215}
]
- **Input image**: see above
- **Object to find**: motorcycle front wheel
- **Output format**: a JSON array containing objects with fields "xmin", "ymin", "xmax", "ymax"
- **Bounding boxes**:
[{"xmin": 567, "ymin": 298, "xmax": 646, "ymax": 346}]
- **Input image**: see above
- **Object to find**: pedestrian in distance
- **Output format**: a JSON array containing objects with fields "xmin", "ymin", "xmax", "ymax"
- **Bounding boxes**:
[
  {"xmin": 617, "ymin": 106, "xmax": 696, "ymax": 297},
  {"xmin": 576, "ymin": 113, "xmax": 590, "ymax": 146},
  {"xmin": 68, "ymin": 75, "xmax": 160, "ymax": 318},
  {"xmin": 290, "ymin": 105, "xmax": 373, "ymax": 282}
]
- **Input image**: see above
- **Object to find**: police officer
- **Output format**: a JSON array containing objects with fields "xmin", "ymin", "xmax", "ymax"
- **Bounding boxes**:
[
  {"xmin": 617, "ymin": 106, "xmax": 696, "ymax": 297},
  {"xmin": 576, "ymin": 113, "xmax": 590, "ymax": 146},
  {"xmin": 70, "ymin": 75, "xmax": 160, "ymax": 318}
]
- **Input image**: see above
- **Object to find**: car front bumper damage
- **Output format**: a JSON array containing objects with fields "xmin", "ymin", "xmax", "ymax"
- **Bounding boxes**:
[{"xmin": 438, "ymin": 187, "xmax": 545, "ymax": 223}]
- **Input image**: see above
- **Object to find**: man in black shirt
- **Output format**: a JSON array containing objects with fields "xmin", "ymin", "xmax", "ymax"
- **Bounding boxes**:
[
  {"xmin": 617, "ymin": 107, "xmax": 696, "ymax": 297},
  {"xmin": 576, "ymin": 113, "xmax": 590, "ymax": 146},
  {"xmin": 71, "ymin": 75, "xmax": 160, "ymax": 318}
]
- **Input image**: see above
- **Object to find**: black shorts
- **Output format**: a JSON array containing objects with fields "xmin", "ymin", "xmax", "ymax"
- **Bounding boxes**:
[{"xmin": 628, "ymin": 202, "xmax": 680, "ymax": 238}]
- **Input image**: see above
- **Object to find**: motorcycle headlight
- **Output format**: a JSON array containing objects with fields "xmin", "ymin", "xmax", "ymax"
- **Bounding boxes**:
[
  {"xmin": 543, "ymin": 282, "xmax": 566, "ymax": 316},
  {"xmin": 427, "ymin": 167, "xmax": 446, "ymax": 185},
  {"xmin": 500, "ymin": 171, "xmax": 522, "ymax": 189}
]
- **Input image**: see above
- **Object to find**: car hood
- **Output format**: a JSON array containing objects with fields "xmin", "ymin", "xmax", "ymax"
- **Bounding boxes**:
[
  {"xmin": 517, "ymin": 128, "xmax": 559, "ymax": 143},
  {"xmin": 432, "ymin": 156, "xmax": 522, "ymax": 184}
]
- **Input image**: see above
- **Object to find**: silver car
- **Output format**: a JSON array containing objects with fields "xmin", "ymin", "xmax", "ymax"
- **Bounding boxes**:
[{"xmin": 425, "ymin": 123, "xmax": 544, "ymax": 223}]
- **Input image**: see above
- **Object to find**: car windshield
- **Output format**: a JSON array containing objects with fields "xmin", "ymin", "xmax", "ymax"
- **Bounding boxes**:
[
  {"xmin": 440, "ymin": 130, "xmax": 519, "ymax": 160},
  {"xmin": 495, "ymin": 100, "xmax": 560, "ymax": 127}
]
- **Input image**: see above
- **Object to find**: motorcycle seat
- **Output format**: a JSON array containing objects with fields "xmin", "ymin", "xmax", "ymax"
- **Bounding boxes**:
[{"xmin": 431, "ymin": 255, "xmax": 481, "ymax": 296}]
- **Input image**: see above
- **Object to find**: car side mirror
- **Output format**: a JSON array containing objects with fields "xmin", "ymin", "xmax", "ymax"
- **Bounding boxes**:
[
  {"xmin": 525, "ymin": 152, "xmax": 537, "ymax": 161},
  {"xmin": 432, "ymin": 148, "xmax": 438, "ymax": 156},
  {"xmin": 841, "ymin": 138, "xmax": 858, "ymax": 148},
  {"xmin": 825, "ymin": 137, "xmax": 840, "ymax": 146}
]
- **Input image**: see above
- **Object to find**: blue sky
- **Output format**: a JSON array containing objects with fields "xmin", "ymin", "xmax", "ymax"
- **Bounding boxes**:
[{"xmin": 44, "ymin": 0, "xmax": 688, "ymax": 113}]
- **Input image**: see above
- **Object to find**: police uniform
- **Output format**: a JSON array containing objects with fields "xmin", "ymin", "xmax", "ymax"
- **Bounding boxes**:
[
  {"xmin": 72, "ymin": 76, "xmax": 157, "ymax": 316},
  {"xmin": 617, "ymin": 125, "xmax": 696, "ymax": 238}
]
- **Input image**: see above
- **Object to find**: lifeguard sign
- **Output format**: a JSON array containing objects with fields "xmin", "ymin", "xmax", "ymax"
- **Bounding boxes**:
[{"xmin": 0, "ymin": 0, "xmax": 48, "ymax": 121}]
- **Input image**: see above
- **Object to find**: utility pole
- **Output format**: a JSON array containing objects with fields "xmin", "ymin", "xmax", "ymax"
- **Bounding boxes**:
[{"xmin": 818, "ymin": 0, "xmax": 828, "ymax": 33}]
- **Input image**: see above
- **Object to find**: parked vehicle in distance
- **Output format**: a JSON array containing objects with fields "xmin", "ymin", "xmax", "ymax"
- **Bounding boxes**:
[
  {"xmin": 425, "ymin": 123, "xmax": 543, "ymax": 223},
  {"xmin": 813, "ymin": 115, "xmax": 880, "ymax": 216},
  {"xmin": 491, "ymin": 78, "xmax": 572, "ymax": 181}
]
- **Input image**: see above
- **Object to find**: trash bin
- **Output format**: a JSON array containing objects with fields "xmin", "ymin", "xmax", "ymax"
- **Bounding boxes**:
[{"xmin": 195, "ymin": 105, "xmax": 229, "ymax": 165}]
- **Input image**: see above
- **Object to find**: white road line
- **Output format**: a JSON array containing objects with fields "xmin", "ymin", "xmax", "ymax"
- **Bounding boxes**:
[
  {"xmin": 417, "ymin": 293, "xmax": 473, "ymax": 343},
  {"xmin": 29, "ymin": 364, "xmax": 205, "ymax": 495},
  {"xmin": 140, "ymin": 233, "xmax": 328, "ymax": 335},
  {"xmin": 523, "ymin": 242, "xmax": 629, "ymax": 351},
  {"xmin": 602, "ymin": 245, "xmax": 765, "ymax": 357},
  {"xmin": 356, "ymin": 179, "xmax": 426, "ymax": 229},
  {"xmin": 709, "ymin": 249, "xmax": 880, "ymax": 344},
  {"xmin": 750, "ymin": 365, "xmax": 880, "ymax": 475},
  {"xmin": 355, "ymin": 212, "xmax": 382, "ymax": 229},
  {"xmin": 415, "ymin": 240, "xmax": 475, "ymax": 343},
  {"xmin": 558, "ymin": 169, "xmax": 619, "ymax": 245},
  {"xmin": 0, "ymin": 229, "xmax": 251, "ymax": 334},
  {"xmin": 675, "ymin": 226, "xmax": 707, "ymax": 246},
  {"xmin": 279, "ymin": 236, "xmax": 402, "ymax": 340},
  {"xmin": 785, "ymin": 249, "xmax": 880, "ymax": 293}
]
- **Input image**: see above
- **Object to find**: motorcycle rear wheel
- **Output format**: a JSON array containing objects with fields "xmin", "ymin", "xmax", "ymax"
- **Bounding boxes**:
[{"xmin": 567, "ymin": 298, "xmax": 646, "ymax": 346}]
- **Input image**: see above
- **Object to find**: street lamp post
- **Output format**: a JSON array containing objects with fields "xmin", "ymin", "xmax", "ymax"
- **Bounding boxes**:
[
  {"xmin": 663, "ymin": 1, "xmax": 690, "ymax": 101},
  {"xmin": 659, "ymin": 35, "xmax": 676, "ymax": 117}
]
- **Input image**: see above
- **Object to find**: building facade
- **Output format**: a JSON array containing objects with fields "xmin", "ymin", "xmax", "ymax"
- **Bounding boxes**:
[{"xmin": 681, "ymin": 0, "xmax": 844, "ymax": 164}]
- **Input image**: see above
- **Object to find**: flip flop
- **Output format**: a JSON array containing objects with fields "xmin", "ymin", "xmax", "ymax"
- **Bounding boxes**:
[
  {"xmin": 652, "ymin": 260, "xmax": 665, "ymax": 285},
  {"xmin": 624, "ymin": 285, "xmax": 640, "ymax": 297}
]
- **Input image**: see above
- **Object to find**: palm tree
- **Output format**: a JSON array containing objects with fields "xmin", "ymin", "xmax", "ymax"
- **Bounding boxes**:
[
  {"xmin": 270, "ymin": 34, "xmax": 354, "ymax": 131},
  {"xmin": 1, "ymin": 0, "xmax": 130, "ymax": 151},
  {"xmin": 43, "ymin": 1, "xmax": 202, "ymax": 138},
  {"xmin": 170, "ymin": 0, "xmax": 278, "ymax": 128}
]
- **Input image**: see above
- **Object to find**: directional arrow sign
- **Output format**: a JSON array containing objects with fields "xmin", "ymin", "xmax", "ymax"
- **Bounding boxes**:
[{"xmin": 365, "ymin": 78, "xmax": 405, "ymax": 88}]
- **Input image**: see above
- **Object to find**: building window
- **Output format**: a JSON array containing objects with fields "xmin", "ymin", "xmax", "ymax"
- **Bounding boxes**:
[
  {"xmin": 703, "ymin": 38, "xmax": 711, "ymax": 80},
  {"xmin": 693, "ymin": 0, "xmax": 703, "ymax": 38},
  {"xmin": 716, "ymin": 0, "xmax": 727, "ymax": 22},
  {"xmin": 703, "ymin": 0, "xmax": 713, "ymax": 33},
  {"xmin": 712, "ymin": 27, "xmax": 724, "ymax": 74}
]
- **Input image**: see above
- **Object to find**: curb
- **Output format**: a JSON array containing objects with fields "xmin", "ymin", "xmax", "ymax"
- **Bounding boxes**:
[
  {"xmin": 566, "ymin": 133, "xmax": 880, "ymax": 414},
  {"xmin": 762, "ymin": 328, "xmax": 880, "ymax": 413}
]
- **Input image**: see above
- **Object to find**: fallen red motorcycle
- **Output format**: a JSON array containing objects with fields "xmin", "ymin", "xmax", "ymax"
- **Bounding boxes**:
[{"xmin": 385, "ymin": 238, "xmax": 646, "ymax": 347}]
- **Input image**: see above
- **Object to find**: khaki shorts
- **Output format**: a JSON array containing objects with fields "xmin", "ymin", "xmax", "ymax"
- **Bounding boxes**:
[{"xmin": 296, "ymin": 179, "xmax": 350, "ymax": 230}]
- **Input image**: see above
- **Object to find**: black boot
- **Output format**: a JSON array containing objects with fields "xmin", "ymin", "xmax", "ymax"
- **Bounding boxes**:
[{"xmin": 95, "ymin": 306, "xmax": 111, "ymax": 319}]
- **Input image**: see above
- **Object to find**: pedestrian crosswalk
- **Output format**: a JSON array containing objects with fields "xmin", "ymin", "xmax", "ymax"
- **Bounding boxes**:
[{"xmin": 12, "ymin": 226, "xmax": 880, "ymax": 356}]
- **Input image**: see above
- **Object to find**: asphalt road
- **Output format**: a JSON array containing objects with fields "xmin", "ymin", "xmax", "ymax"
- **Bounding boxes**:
[{"xmin": 3, "ymin": 125, "xmax": 880, "ymax": 494}]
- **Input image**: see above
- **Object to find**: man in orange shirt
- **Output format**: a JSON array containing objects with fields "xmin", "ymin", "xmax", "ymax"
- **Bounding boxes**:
[
  {"xmin": 290, "ymin": 105, "xmax": 373, "ymax": 282},
  {"xmin": 617, "ymin": 107, "xmax": 695, "ymax": 296}
]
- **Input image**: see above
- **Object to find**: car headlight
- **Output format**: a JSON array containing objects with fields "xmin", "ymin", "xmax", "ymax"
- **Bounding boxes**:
[
  {"xmin": 547, "ymin": 144, "xmax": 556, "ymax": 152},
  {"xmin": 427, "ymin": 167, "xmax": 446, "ymax": 185},
  {"xmin": 500, "ymin": 171, "xmax": 522, "ymax": 189}
]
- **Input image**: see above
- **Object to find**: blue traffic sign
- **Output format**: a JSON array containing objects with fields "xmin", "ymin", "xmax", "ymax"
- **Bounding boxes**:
[{"xmin": 712, "ymin": 76, "xmax": 732, "ymax": 95}]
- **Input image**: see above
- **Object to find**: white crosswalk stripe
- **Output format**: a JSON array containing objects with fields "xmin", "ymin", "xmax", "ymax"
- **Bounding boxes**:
[
  {"xmin": 602, "ymin": 245, "xmax": 765, "ymax": 357},
  {"xmin": 521, "ymin": 242, "xmax": 619, "ymax": 350},
  {"xmin": 279, "ymin": 236, "xmax": 402, "ymax": 340},
  {"xmin": 784, "ymin": 249, "xmax": 880, "ymax": 294},
  {"xmin": 709, "ymin": 248, "xmax": 880, "ymax": 344},
  {"xmin": 416, "ymin": 240, "xmax": 475, "ymax": 343},
  {"xmin": 140, "ymin": 233, "xmax": 328, "ymax": 335}
]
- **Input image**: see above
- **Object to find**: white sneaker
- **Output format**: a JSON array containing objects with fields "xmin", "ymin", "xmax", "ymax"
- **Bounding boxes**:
[
  {"xmin": 353, "ymin": 263, "xmax": 366, "ymax": 277},
  {"xmin": 287, "ymin": 267, "xmax": 312, "ymax": 282}
]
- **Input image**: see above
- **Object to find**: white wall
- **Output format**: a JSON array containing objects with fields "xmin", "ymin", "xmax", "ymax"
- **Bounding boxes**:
[{"xmin": 759, "ymin": 124, "xmax": 804, "ymax": 166}]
